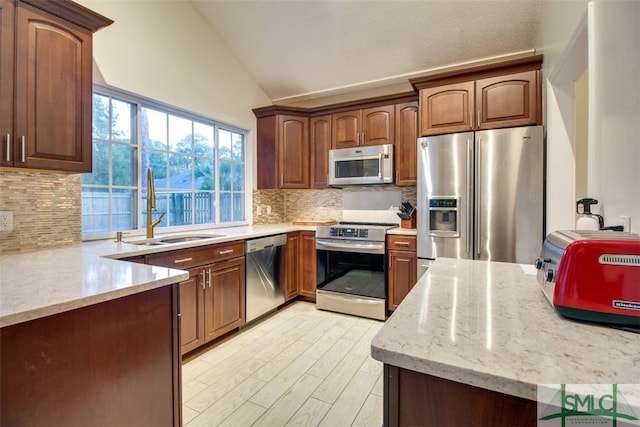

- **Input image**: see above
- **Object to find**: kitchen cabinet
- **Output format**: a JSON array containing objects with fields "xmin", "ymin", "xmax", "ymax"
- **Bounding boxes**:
[
  {"xmin": 299, "ymin": 231, "xmax": 317, "ymax": 299},
  {"xmin": 285, "ymin": 232, "xmax": 300, "ymax": 300},
  {"xmin": 1, "ymin": 284, "xmax": 182, "ymax": 426},
  {"xmin": 411, "ymin": 55, "xmax": 543, "ymax": 136},
  {"xmin": 146, "ymin": 241, "xmax": 245, "ymax": 354},
  {"xmin": 394, "ymin": 102, "xmax": 419, "ymax": 186},
  {"xmin": 256, "ymin": 114, "xmax": 309, "ymax": 189},
  {"xmin": 387, "ymin": 234, "xmax": 417, "ymax": 311},
  {"xmin": 332, "ymin": 105, "xmax": 395, "ymax": 149},
  {"xmin": 0, "ymin": 0, "xmax": 112, "ymax": 171},
  {"xmin": 310, "ymin": 115, "xmax": 331, "ymax": 188}
]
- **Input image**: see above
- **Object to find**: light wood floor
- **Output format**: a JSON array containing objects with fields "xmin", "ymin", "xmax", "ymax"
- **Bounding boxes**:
[{"xmin": 182, "ymin": 301, "xmax": 385, "ymax": 427}]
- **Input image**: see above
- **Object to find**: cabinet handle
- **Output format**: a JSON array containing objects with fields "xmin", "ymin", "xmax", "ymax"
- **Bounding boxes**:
[
  {"xmin": 280, "ymin": 174, "xmax": 284, "ymax": 187},
  {"xmin": 361, "ymin": 132, "xmax": 365, "ymax": 145},
  {"xmin": 208, "ymin": 269, "xmax": 212, "ymax": 288},
  {"xmin": 201, "ymin": 269, "xmax": 206, "ymax": 289},
  {"xmin": 5, "ymin": 134, "xmax": 10, "ymax": 162},
  {"xmin": 469, "ymin": 111, "xmax": 473, "ymax": 129},
  {"xmin": 477, "ymin": 110, "xmax": 480, "ymax": 128},
  {"xmin": 218, "ymin": 249, "xmax": 234, "ymax": 255},
  {"xmin": 394, "ymin": 242, "xmax": 410, "ymax": 247},
  {"xmin": 389, "ymin": 256, "xmax": 392, "ymax": 269},
  {"xmin": 20, "ymin": 136, "xmax": 25, "ymax": 163},
  {"xmin": 173, "ymin": 257, "xmax": 193, "ymax": 264}
]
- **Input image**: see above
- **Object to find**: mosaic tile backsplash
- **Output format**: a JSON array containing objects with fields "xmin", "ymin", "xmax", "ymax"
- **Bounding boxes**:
[{"xmin": 0, "ymin": 169, "xmax": 82, "ymax": 253}]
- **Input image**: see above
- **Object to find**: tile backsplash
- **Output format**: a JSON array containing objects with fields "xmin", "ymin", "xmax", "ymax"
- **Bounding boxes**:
[{"xmin": 0, "ymin": 169, "xmax": 82, "ymax": 253}]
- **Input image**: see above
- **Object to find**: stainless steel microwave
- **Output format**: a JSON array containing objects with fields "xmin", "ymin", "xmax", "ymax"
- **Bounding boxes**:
[{"xmin": 328, "ymin": 144, "xmax": 394, "ymax": 186}]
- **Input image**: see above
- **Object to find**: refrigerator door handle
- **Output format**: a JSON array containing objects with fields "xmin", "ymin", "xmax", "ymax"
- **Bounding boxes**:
[
  {"xmin": 466, "ymin": 139, "xmax": 473, "ymax": 257},
  {"xmin": 475, "ymin": 138, "xmax": 481, "ymax": 258}
]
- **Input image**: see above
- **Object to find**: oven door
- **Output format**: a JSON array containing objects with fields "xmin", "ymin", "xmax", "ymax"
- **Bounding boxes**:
[{"xmin": 315, "ymin": 239, "xmax": 386, "ymax": 320}]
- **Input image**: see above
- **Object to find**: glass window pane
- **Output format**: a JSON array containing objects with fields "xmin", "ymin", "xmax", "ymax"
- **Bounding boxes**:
[
  {"xmin": 92, "ymin": 94, "xmax": 110, "ymax": 140},
  {"xmin": 219, "ymin": 129, "xmax": 232, "ymax": 160},
  {"xmin": 169, "ymin": 115, "xmax": 192, "ymax": 153},
  {"xmin": 82, "ymin": 141, "xmax": 109, "ymax": 185},
  {"xmin": 219, "ymin": 160, "xmax": 231, "ymax": 191},
  {"xmin": 82, "ymin": 187, "xmax": 109, "ymax": 232},
  {"xmin": 142, "ymin": 108, "xmax": 167, "ymax": 150},
  {"xmin": 112, "ymin": 144, "xmax": 135, "ymax": 187},
  {"xmin": 195, "ymin": 157, "xmax": 214, "ymax": 190},
  {"xmin": 194, "ymin": 122, "xmax": 214, "ymax": 157},
  {"xmin": 112, "ymin": 99, "xmax": 132, "ymax": 143},
  {"xmin": 168, "ymin": 191, "xmax": 192, "ymax": 226},
  {"xmin": 232, "ymin": 163, "xmax": 244, "ymax": 191},
  {"xmin": 194, "ymin": 192, "xmax": 214, "ymax": 224},
  {"xmin": 169, "ymin": 153, "xmax": 193, "ymax": 189},
  {"xmin": 231, "ymin": 132, "xmax": 244, "ymax": 161},
  {"xmin": 219, "ymin": 192, "xmax": 231, "ymax": 222},
  {"xmin": 233, "ymin": 192, "xmax": 245, "ymax": 222},
  {"xmin": 112, "ymin": 189, "xmax": 136, "ymax": 230},
  {"xmin": 143, "ymin": 151, "xmax": 168, "ymax": 188}
]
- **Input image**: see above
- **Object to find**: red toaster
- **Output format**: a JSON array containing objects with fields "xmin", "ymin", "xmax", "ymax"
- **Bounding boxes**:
[{"xmin": 536, "ymin": 230, "xmax": 640, "ymax": 330}]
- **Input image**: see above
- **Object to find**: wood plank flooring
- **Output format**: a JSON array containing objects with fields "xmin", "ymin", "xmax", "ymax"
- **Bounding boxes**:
[{"xmin": 182, "ymin": 301, "xmax": 384, "ymax": 426}]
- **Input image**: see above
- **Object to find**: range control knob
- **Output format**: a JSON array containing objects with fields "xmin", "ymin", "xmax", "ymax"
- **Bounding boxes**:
[
  {"xmin": 534, "ymin": 258, "xmax": 547, "ymax": 270},
  {"xmin": 544, "ymin": 268, "xmax": 556, "ymax": 283}
]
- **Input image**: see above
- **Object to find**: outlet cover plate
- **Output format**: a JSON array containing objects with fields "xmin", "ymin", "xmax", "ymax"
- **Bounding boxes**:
[{"xmin": 0, "ymin": 211, "xmax": 14, "ymax": 231}]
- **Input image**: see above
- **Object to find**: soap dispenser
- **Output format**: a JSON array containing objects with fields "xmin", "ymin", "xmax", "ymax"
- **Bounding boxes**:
[{"xmin": 576, "ymin": 198, "xmax": 604, "ymax": 230}]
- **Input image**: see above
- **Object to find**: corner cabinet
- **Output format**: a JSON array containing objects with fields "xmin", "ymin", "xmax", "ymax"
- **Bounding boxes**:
[
  {"xmin": 146, "ymin": 241, "xmax": 245, "ymax": 355},
  {"xmin": 256, "ymin": 114, "xmax": 309, "ymax": 189},
  {"xmin": 0, "ymin": 0, "xmax": 112, "ymax": 172},
  {"xmin": 412, "ymin": 55, "xmax": 543, "ymax": 136},
  {"xmin": 387, "ymin": 234, "xmax": 417, "ymax": 311}
]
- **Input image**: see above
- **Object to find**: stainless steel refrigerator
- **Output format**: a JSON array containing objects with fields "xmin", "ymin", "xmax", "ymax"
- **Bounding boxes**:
[{"xmin": 417, "ymin": 125, "xmax": 544, "ymax": 275}]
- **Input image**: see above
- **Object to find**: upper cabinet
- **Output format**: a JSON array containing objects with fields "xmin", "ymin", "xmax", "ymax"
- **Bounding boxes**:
[
  {"xmin": 394, "ymin": 102, "xmax": 419, "ymax": 187},
  {"xmin": 309, "ymin": 115, "xmax": 331, "ymax": 189},
  {"xmin": 411, "ymin": 55, "xmax": 542, "ymax": 137},
  {"xmin": 255, "ymin": 113, "xmax": 309, "ymax": 189},
  {"xmin": 0, "ymin": 0, "xmax": 112, "ymax": 172},
  {"xmin": 332, "ymin": 105, "xmax": 395, "ymax": 149}
]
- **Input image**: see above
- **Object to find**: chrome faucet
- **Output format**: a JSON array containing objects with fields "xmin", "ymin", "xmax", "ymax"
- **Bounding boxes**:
[{"xmin": 146, "ymin": 167, "xmax": 166, "ymax": 239}]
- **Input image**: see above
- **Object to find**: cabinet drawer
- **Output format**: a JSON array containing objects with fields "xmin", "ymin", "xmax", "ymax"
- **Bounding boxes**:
[
  {"xmin": 387, "ymin": 235, "xmax": 417, "ymax": 251},
  {"xmin": 146, "ymin": 241, "xmax": 245, "ymax": 269}
]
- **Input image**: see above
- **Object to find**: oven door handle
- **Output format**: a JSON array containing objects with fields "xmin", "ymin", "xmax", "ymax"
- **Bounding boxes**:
[{"xmin": 316, "ymin": 239, "xmax": 385, "ymax": 254}]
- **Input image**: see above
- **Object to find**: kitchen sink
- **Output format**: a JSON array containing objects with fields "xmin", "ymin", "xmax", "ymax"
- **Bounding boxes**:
[{"xmin": 157, "ymin": 234, "xmax": 224, "ymax": 244}]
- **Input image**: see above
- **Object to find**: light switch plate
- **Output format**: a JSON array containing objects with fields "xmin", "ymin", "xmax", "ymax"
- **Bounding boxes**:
[{"xmin": 0, "ymin": 211, "xmax": 14, "ymax": 231}]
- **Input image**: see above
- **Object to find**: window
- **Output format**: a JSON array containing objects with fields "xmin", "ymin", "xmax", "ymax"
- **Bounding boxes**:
[{"xmin": 82, "ymin": 86, "xmax": 247, "ymax": 237}]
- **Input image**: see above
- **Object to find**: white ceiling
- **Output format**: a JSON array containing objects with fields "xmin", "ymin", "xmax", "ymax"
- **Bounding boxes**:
[{"xmin": 191, "ymin": 0, "xmax": 543, "ymax": 105}]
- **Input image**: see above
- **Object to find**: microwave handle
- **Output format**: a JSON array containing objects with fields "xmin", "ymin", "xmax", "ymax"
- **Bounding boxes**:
[{"xmin": 378, "ymin": 153, "xmax": 383, "ymax": 180}]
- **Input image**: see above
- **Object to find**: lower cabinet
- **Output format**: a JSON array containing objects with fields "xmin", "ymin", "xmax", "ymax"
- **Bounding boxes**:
[
  {"xmin": 146, "ymin": 241, "xmax": 245, "ymax": 355},
  {"xmin": 285, "ymin": 232, "xmax": 300, "ymax": 300},
  {"xmin": 299, "ymin": 231, "xmax": 317, "ymax": 299},
  {"xmin": 387, "ymin": 235, "xmax": 417, "ymax": 311}
]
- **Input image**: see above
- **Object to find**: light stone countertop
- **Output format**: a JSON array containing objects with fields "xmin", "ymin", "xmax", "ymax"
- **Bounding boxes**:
[
  {"xmin": 371, "ymin": 257, "xmax": 640, "ymax": 401},
  {"xmin": 386, "ymin": 227, "xmax": 417, "ymax": 236},
  {"xmin": 0, "ymin": 223, "xmax": 310, "ymax": 328}
]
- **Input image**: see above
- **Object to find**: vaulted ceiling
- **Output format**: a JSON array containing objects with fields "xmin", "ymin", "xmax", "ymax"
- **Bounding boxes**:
[{"xmin": 191, "ymin": 1, "xmax": 543, "ymax": 105}]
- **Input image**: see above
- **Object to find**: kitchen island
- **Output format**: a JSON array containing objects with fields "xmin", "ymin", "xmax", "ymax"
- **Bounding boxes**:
[{"xmin": 371, "ymin": 258, "xmax": 640, "ymax": 426}]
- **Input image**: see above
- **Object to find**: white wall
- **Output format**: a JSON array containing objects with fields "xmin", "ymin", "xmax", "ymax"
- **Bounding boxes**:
[
  {"xmin": 77, "ymin": 0, "xmax": 271, "ymax": 192},
  {"xmin": 537, "ymin": 0, "xmax": 640, "ymax": 233}
]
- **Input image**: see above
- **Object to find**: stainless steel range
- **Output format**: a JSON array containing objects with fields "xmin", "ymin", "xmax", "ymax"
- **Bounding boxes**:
[{"xmin": 315, "ymin": 221, "xmax": 397, "ymax": 320}]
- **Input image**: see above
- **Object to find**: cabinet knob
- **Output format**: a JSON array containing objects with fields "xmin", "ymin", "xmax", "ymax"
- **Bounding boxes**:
[{"xmin": 5, "ymin": 134, "xmax": 10, "ymax": 162}]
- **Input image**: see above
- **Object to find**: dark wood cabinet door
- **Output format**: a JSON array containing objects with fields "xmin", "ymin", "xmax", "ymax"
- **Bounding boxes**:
[
  {"xmin": 180, "ymin": 268, "xmax": 205, "ymax": 355},
  {"xmin": 205, "ymin": 256, "xmax": 245, "ymax": 342},
  {"xmin": 387, "ymin": 249, "xmax": 417, "ymax": 311},
  {"xmin": 394, "ymin": 102, "xmax": 418, "ymax": 186},
  {"xmin": 279, "ymin": 115, "xmax": 309, "ymax": 188},
  {"xmin": 332, "ymin": 109, "xmax": 361, "ymax": 149},
  {"xmin": 285, "ymin": 232, "xmax": 300, "ymax": 300},
  {"xmin": 14, "ymin": 2, "xmax": 93, "ymax": 171},
  {"xmin": 0, "ymin": 0, "xmax": 13, "ymax": 167},
  {"xmin": 362, "ymin": 105, "xmax": 394, "ymax": 146},
  {"xmin": 310, "ymin": 115, "xmax": 331, "ymax": 189},
  {"xmin": 299, "ymin": 231, "xmax": 317, "ymax": 299},
  {"xmin": 476, "ymin": 70, "xmax": 540, "ymax": 130},
  {"xmin": 420, "ymin": 81, "xmax": 474, "ymax": 136}
]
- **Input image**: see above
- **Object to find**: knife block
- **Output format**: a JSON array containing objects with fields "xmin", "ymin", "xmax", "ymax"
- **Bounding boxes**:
[{"xmin": 401, "ymin": 216, "xmax": 416, "ymax": 229}]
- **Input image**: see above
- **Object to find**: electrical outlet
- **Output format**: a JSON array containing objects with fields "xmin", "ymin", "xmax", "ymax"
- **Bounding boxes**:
[
  {"xmin": 266, "ymin": 205, "xmax": 272, "ymax": 215},
  {"xmin": 0, "ymin": 211, "xmax": 14, "ymax": 231},
  {"xmin": 256, "ymin": 205, "xmax": 262, "ymax": 216}
]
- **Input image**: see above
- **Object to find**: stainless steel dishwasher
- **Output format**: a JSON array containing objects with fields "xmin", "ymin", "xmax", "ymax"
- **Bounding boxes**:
[{"xmin": 245, "ymin": 234, "xmax": 287, "ymax": 322}]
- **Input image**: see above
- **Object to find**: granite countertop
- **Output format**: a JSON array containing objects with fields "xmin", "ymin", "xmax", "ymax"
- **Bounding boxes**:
[
  {"xmin": 371, "ymin": 258, "xmax": 640, "ymax": 401},
  {"xmin": 0, "ymin": 223, "xmax": 310, "ymax": 328},
  {"xmin": 386, "ymin": 227, "xmax": 417, "ymax": 236}
]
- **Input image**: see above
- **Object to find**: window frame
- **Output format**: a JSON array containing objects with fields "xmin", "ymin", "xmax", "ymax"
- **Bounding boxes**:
[{"xmin": 82, "ymin": 83, "xmax": 250, "ymax": 241}]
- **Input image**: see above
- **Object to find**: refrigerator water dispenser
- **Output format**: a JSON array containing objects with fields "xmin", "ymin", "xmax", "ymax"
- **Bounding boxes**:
[{"xmin": 428, "ymin": 197, "xmax": 460, "ymax": 237}]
